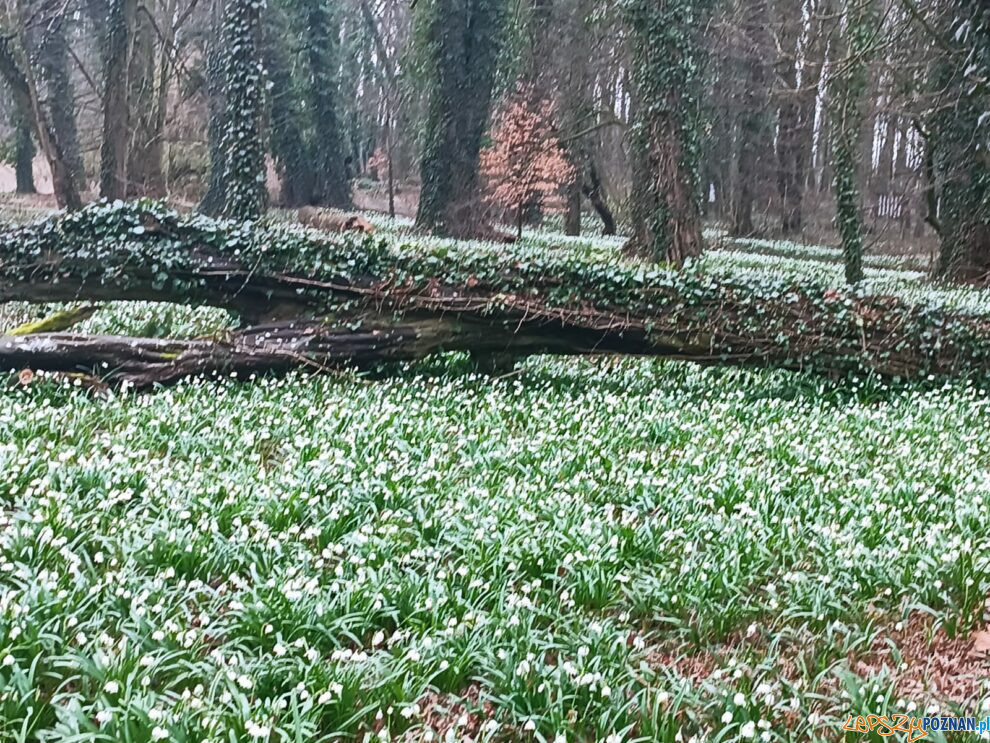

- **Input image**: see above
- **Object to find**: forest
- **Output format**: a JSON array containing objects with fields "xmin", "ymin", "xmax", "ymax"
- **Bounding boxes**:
[{"xmin": 0, "ymin": 0, "xmax": 989, "ymax": 741}]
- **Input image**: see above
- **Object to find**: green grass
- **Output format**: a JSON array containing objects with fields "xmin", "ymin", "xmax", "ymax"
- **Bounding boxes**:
[{"xmin": 1, "ymin": 214, "xmax": 989, "ymax": 741}]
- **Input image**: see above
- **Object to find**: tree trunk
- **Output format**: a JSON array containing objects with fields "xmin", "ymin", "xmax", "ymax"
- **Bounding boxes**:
[
  {"xmin": 199, "ymin": 0, "xmax": 228, "ymax": 215},
  {"xmin": 301, "ymin": 0, "xmax": 351, "ymax": 209},
  {"xmin": 0, "ymin": 33, "xmax": 81, "ymax": 209},
  {"xmin": 583, "ymin": 160, "xmax": 616, "ymax": 236},
  {"xmin": 415, "ymin": 0, "xmax": 506, "ymax": 237},
  {"xmin": 932, "ymin": 2, "xmax": 990, "ymax": 282},
  {"xmin": 3, "ymin": 201, "xmax": 989, "ymax": 386},
  {"xmin": 564, "ymin": 182, "xmax": 582, "ymax": 236},
  {"xmin": 218, "ymin": 0, "xmax": 267, "ymax": 220},
  {"xmin": 730, "ymin": 0, "xmax": 772, "ymax": 238},
  {"xmin": 11, "ymin": 106, "xmax": 36, "ymax": 194},
  {"xmin": 38, "ymin": 0, "xmax": 87, "ymax": 192},
  {"xmin": 774, "ymin": 0, "xmax": 807, "ymax": 235},
  {"xmin": 263, "ymin": 1, "xmax": 315, "ymax": 208},
  {"xmin": 626, "ymin": 0, "xmax": 714, "ymax": 266},
  {"xmin": 100, "ymin": 0, "xmax": 137, "ymax": 200},
  {"xmin": 829, "ymin": 0, "xmax": 877, "ymax": 285},
  {"xmin": 125, "ymin": 1, "xmax": 166, "ymax": 198},
  {"xmin": 555, "ymin": 0, "xmax": 591, "ymax": 239}
]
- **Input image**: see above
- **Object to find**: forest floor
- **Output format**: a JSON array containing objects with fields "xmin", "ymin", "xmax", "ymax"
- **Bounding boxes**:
[{"xmin": 1, "ymin": 202, "xmax": 989, "ymax": 742}]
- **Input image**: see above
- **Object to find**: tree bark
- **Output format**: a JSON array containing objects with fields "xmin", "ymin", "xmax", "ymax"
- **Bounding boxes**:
[
  {"xmin": 2, "ymin": 202, "xmax": 990, "ymax": 385},
  {"xmin": 38, "ymin": 0, "xmax": 87, "ymax": 192},
  {"xmin": 730, "ymin": 0, "xmax": 772, "ymax": 238},
  {"xmin": 626, "ymin": 0, "xmax": 714, "ymax": 265},
  {"xmin": 218, "ymin": 0, "xmax": 267, "ymax": 220},
  {"xmin": 829, "ymin": 0, "xmax": 876, "ymax": 285},
  {"xmin": 773, "ymin": 0, "xmax": 814, "ymax": 236},
  {"xmin": 0, "ymin": 31, "xmax": 81, "ymax": 209},
  {"xmin": 932, "ymin": 2, "xmax": 990, "ymax": 282},
  {"xmin": 415, "ymin": 0, "xmax": 506, "ymax": 236},
  {"xmin": 564, "ymin": 183, "xmax": 582, "ymax": 236},
  {"xmin": 199, "ymin": 0, "xmax": 228, "ymax": 215},
  {"xmin": 582, "ymin": 160, "xmax": 616, "ymax": 236},
  {"xmin": 11, "ymin": 105, "xmax": 36, "ymax": 194},
  {"xmin": 300, "ymin": 0, "xmax": 351, "ymax": 209},
  {"xmin": 99, "ymin": 0, "xmax": 137, "ymax": 200},
  {"xmin": 264, "ymin": 1, "xmax": 315, "ymax": 208},
  {"xmin": 125, "ymin": 0, "xmax": 167, "ymax": 198}
]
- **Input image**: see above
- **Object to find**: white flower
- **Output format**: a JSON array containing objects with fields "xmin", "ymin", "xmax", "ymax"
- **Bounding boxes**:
[
  {"xmin": 372, "ymin": 631, "xmax": 385, "ymax": 647},
  {"xmin": 600, "ymin": 685, "xmax": 611, "ymax": 698},
  {"xmin": 246, "ymin": 720, "xmax": 270, "ymax": 738},
  {"xmin": 151, "ymin": 726, "xmax": 169, "ymax": 741},
  {"xmin": 273, "ymin": 644, "xmax": 286, "ymax": 657},
  {"xmin": 104, "ymin": 680, "xmax": 120, "ymax": 693},
  {"xmin": 523, "ymin": 720, "xmax": 536, "ymax": 731},
  {"xmin": 96, "ymin": 709, "xmax": 112, "ymax": 724},
  {"xmin": 236, "ymin": 674, "xmax": 254, "ymax": 689},
  {"xmin": 722, "ymin": 711, "xmax": 733, "ymax": 723},
  {"xmin": 733, "ymin": 692, "xmax": 746, "ymax": 706},
  {"xmin": 740, "ymin": 721, "xmax": 756, "ymax": 739},
  {"xmin": 1, "ymin": 655, "xmax": 14, "ymax": 667}
]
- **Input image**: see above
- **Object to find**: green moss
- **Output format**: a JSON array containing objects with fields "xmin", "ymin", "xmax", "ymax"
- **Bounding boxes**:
[{"xmin": 6, "ymin": 305, "xmax": 99, "ymax": 336}]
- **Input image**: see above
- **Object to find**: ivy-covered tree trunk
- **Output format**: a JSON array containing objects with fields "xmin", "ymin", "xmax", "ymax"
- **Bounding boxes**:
[
  {"xmin": 218, "ymin": 0, "xmax": 268, "ymax": 220},
  {"xmin": 626, "ymin": 0, "xmax": 715, "ymax": 266},
  {"xmin": 415, "ymin": 0, "xmax": 506, "ymax": 237},
  {"xmin": 263, "ymin": 3, "xmax": 315, "ymax": 207},
  {"xmin": 100, "ymin": 0, "xmax": 137, "ymax": 200},
  {"xmin": 829, "ymin": 0, "xmax": 877, "ymax": 285},
  {"xmin": 729, "ymin": 0, "xmax": 772, "ymax": 237},
  {"xmin": 932, "ymin": 2, "xmax": 990, "ymax": 282},
  {"xmin": 38, "ymin": 0, "xmax": 86, "ymax": 192},
  {"xmin": 298, "ymin": 0, "xmax": 351, "ymax": 208}
]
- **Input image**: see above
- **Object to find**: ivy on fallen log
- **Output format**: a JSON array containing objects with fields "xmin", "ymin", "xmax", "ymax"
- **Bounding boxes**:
[{"xmin": 1, "ymin": 200, "xmax": 990, "ymax": 386}]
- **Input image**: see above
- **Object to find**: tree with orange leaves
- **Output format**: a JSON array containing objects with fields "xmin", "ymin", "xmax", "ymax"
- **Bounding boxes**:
[{"xmin": 480, "ymin": 85, "xmax": 576, "ymax": 239}]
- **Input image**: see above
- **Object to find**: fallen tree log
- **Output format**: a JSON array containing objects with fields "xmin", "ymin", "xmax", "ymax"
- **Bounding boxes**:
[
  {"xmin": 1, "ymin": 323, "xmax": 427, "ymax": 387},
  {"xmin": 2, "ymin": 200, "xmax": 990, "ymax": 386}
]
